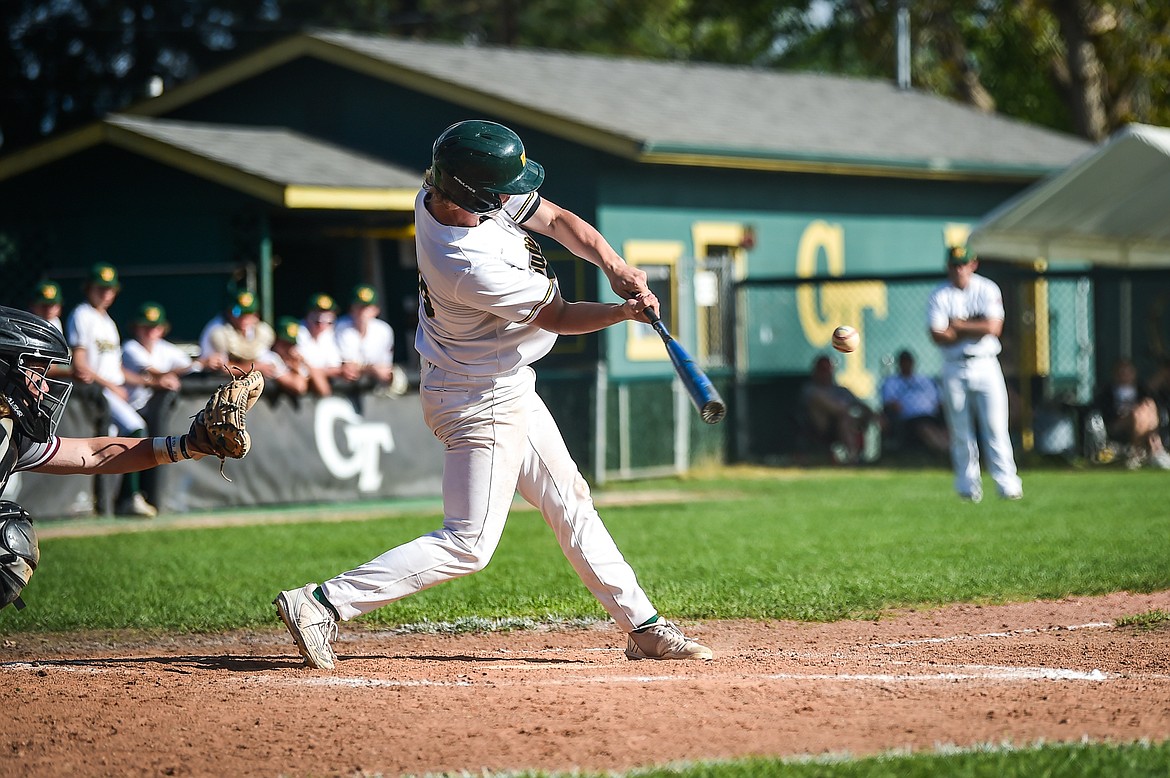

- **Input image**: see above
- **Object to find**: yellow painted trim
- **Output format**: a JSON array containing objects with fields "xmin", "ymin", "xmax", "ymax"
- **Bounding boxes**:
[
  {"xmin": 640, "ymin": 151, "xmax": 1040, "ymax": 183},
  {"xmin": 284, "ymin": 187, "xmax": 417, "ymax": 211},
  {"xmin": 0, "ymin": 124, "xmax": 105, "ymax": 181},
  {"xmin": 324, "ymin": 225, "xmax": 417, "ymax": 239},
  {"xmin": 944, "ymin": 223, "xmax": 973, "ymax": 249},
  {"xmin": 623, "ymin": 240, "xmax": 683, "ymax": 362},
  {"xmin": 691, "ymin": 222, "xmax": 746, "ymax": 362}
]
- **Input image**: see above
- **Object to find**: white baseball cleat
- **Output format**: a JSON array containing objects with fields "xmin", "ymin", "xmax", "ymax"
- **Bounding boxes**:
[
  {"xmin": 117, "ymin": 492, "xmax": 158, "ymax": 519},
  {"xmin": 274, "ymin": 583, "xmax": 338, "ymax": 670},
  {"xmin": 625, "ymin": 619, "xmax": 713, "ymax": 661}
]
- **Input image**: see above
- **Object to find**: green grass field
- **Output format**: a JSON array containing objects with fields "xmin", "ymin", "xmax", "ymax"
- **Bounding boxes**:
[
  {"xmin": 4, "ymin": 467, "xmax": 1167, "ymax": 633},
  {"xmin": 3, "ymin": 466, "xmax": 1168, "ymax": 776}
]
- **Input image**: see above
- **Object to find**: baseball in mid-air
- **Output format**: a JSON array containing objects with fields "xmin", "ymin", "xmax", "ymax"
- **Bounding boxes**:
[{"xmin": 832, "ymin": 325, "xmax": 859, "ymax": 353}]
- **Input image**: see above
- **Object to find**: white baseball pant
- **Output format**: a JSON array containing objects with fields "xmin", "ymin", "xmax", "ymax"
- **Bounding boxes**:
[
  {"xmin": 103, "ymin": 387, "xmax": 147, "ymax": 436},
  {"xmin": 320, "ymin": 361, "xmax": 657, "ymax": 631},
  {"xmin": 940, "ymin": 356, "xmax": 1022, "ymax": 499}
]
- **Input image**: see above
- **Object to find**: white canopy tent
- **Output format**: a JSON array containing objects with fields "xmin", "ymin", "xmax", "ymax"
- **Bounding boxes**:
[{"xmin": 968, "ymin": 123, "xmax": 1170, "ymax": 268}]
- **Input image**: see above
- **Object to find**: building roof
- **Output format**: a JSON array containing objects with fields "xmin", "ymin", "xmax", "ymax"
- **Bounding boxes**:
[
  {"xmin": 127, "ymin": 29, "xmax": 1093, "ymax": 181},
  {"xmin": 969, "ymin": 123, "xmax": 1170, "ymax": 268},
  {"xmin": 0, "ymin": 114, "xmax": 421, "ymax": 210}
]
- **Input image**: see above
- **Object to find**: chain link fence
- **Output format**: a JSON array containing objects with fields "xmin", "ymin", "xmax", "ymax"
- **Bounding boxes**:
[{"xmin": 731, "ymin": 264, "xmax": 1170, "ymax": 466}]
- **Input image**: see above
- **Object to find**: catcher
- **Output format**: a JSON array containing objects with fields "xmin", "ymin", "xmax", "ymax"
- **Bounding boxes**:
[{"xmin": 0, "ymin": 305, "xmax": 262, "ymax": 610}]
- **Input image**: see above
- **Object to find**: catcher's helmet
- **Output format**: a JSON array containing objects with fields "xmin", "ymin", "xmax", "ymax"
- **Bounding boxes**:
[
  {"xmin": 428, "ymin": 120, "xmax": 545, "ymax": 214},
  {"xmin": 0, "ymin": 305, "xmax": 73, "ymax": 443},
  {"xmin": 0, "ymin": 501, "xmax": 39, "ymax": 611}
]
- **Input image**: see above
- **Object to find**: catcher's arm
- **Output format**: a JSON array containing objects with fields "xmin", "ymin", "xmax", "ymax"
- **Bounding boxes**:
[{"xmin": 29, "ymin": 370, "xmax": 264, "ymax": 485}]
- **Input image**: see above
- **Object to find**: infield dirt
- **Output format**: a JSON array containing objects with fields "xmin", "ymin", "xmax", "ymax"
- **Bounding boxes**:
[{"xmin": 3, "ymin": 590, "xmax": 1169, "ymax": 777}]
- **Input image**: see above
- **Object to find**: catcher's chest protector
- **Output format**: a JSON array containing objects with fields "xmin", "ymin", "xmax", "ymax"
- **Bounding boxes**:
[{"xmin": 0, "ymin": 417, "xmax": 20, "ymax": 496}]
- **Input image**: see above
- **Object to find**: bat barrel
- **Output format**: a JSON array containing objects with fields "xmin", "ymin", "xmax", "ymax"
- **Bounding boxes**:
[{"xmin": 639, "ymin": 303, "xmax": 727, "ymax": 425}]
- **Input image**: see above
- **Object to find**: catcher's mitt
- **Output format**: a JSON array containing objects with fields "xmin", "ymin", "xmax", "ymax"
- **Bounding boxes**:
[{"xmin": 186, "ymin": 367, "xmax": 265, "ymax": 480}]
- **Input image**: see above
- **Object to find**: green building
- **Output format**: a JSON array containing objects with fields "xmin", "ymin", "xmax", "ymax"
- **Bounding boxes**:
[{"xmin": 0, "ymin": 31, "xmax": 1093, "ymax": 482}]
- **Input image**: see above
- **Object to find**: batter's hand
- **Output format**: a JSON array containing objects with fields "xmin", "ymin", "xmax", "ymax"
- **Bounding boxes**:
[
  {"xmin": 606, "ymin": 264, "xmax": 650, "ymax": 302},
  {"xmin": 622, "ymin": 291, "xmax": 660, "ymax": 321}
]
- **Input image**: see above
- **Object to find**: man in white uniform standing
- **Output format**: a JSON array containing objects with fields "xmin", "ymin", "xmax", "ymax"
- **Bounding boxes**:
[
  {"xmin": 927, "ymin": 246, "xmax": 1023, "ymax": 502},
  {"xmin": 66, "ymin": 263, "xmax": 157, "ymax": 517},
  {"xmin": 275, "ymin": 119, "xmax": 712, "ymax": 669}
]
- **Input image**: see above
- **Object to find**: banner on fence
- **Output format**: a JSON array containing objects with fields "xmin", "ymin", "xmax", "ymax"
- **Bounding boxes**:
[{"xmin": 12, "ymin": 390, "xmax": 444, "ymax": 519}]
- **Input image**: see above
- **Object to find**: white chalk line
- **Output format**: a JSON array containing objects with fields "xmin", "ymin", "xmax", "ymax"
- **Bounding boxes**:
[
  {"xmin": 869, "ymin": 621, "xmax": 1112, "ymax": 648},
  {"xmin": 258, "ymin": 663, "xmax": 1140, "ymax": 690},
  {"xmin": 3, "ymin": 619, "xmax": 1155, "ymax": 688}
]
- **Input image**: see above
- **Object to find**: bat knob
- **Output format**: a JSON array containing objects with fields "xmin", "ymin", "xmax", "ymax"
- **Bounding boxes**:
[{"xmin": 701, "ymin": 401, "xmax": 727, "ymax": 425}]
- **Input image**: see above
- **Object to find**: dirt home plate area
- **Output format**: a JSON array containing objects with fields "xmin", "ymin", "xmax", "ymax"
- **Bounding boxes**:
[{"xmin": 2, "ymin": 590, "xmax": 1168, "ymax": 777}]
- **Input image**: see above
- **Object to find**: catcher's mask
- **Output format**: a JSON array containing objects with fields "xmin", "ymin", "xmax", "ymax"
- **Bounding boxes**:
[
  {"xmin": 0, "ymin": 501, "xmax": 39, "ymax": 611},
  {"xmin": 0, "ymin": 305, "xmax": 73, "ymax": 443},
  {"xmin": 427, "ymin": 119, "xmax": 545, "ymax": 215}
]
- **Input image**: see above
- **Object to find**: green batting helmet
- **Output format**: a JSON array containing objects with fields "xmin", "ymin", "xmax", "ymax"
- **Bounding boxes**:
[{"xmin": 429, "ymin": 120, "xmax": 545, "ymax": 214}]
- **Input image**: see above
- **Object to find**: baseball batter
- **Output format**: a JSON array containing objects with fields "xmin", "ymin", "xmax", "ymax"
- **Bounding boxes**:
[
  {"xmin": 927, "ymin": 246, "xmax": 1023, "ymax": 502},
  {"xmin": 274, "ymin": 119, "xmax": 713, "ymax": 670}
]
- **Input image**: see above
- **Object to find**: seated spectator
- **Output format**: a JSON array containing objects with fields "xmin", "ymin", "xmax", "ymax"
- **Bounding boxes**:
[
  {"xmin": 202, "ymin": 289, "xmax": 276, "ymax": 377},
  {"xmin": 297, "ymin": 294, "xmax": 345, "ymax": 388},
  {"xmin": 122, "ymin": 302, "xmax": 198, "ymax": 412},
  {"xmin": 1094, "ymin": 357, "xmax": 1170, "ymax": 470},
  {"xmin": 266, "ymin": 316, "xmax": 326, "ymax": 398},
  {"xmin": 1146, "ymin": 357, "xmax": 1170, "ymax": 446},
  {"xmin": 66, "ymin": 262, "xmax": 156, "ymax": 518},
  {"xmin": 800, "ymin": 354, "xmax": 880, "ymax": 465},
  {"xmin": 336, "ymin": 284, "xmax": 405, "ymax": 395},
  {"xmin": 880, "ymin": 349, "xmax": 950, "ymax": 456}
]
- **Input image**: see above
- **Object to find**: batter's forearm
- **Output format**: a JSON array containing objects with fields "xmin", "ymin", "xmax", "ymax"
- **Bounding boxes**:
[
  {"xmin": 534, "ymin": 296, "xmax": 653, "ymax": 335},
  {"xmin": 538, "ymin": 301, "xmax": 629, "ymax": 335}
]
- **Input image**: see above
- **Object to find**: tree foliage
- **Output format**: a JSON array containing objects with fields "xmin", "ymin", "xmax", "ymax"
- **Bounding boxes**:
[
  {"xmin": 777, "ymin": 0, "xmax": 1170, "ymax": 141},
  {"xmin": 2, "ymin": 0, "xmax": 1167, "ymax": 153}
]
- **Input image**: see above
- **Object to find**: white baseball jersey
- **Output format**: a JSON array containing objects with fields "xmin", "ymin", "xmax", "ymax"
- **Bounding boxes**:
[
  {"xmin": 926, "ymin": 274, "xmax": 1005, "ymax": 360},
  {"xmin": 122, "ymin": 338, "xmax": 194, "ymax": 410},
  {"xmin": 336, "ymin": 316, "xmax": 394, "ymax": 367},
  {"xmin": 198, "ymin": 315, "xmax": 224, "ymax": 358},
  {"xmin": 296, "ymin": 324, "xmax": 342, "ymax": 369},
  {"xmin": 414, "ymin": 188, "xmax": 555, "ymax": 376},
  {"xmin": 66, "ymin": 302, "xmax": 125, "ymax": 385}
]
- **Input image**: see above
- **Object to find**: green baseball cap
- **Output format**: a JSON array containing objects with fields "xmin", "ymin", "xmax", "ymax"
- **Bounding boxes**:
[
  {"xmin": 307, "ymin": 293, "xmax": 337, "ymax": 314},
  {"xmin": 351, "ymin": 284, "xmax": 379, "ymax": 307},
  {"xmin": 88, "ymin": 262, "xmax": 121, "ymax": 288},
  {"xmin": 33, "ymin": 280, "xmax": 62, "ymax": 305},
  {"xmin": 946, "ymin": 246, "xmax": 976, "ymax": 265},
  {"xmin": 231, "ymin": 289, "xmax": 259, "ymax": 316},
  {"xmin": 135, "ymin": 301, "xmax": 169, "ymax": 328},
  {"xmin": 276, "ymin": 316, "xmax": 301, "ymax": 344}
]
